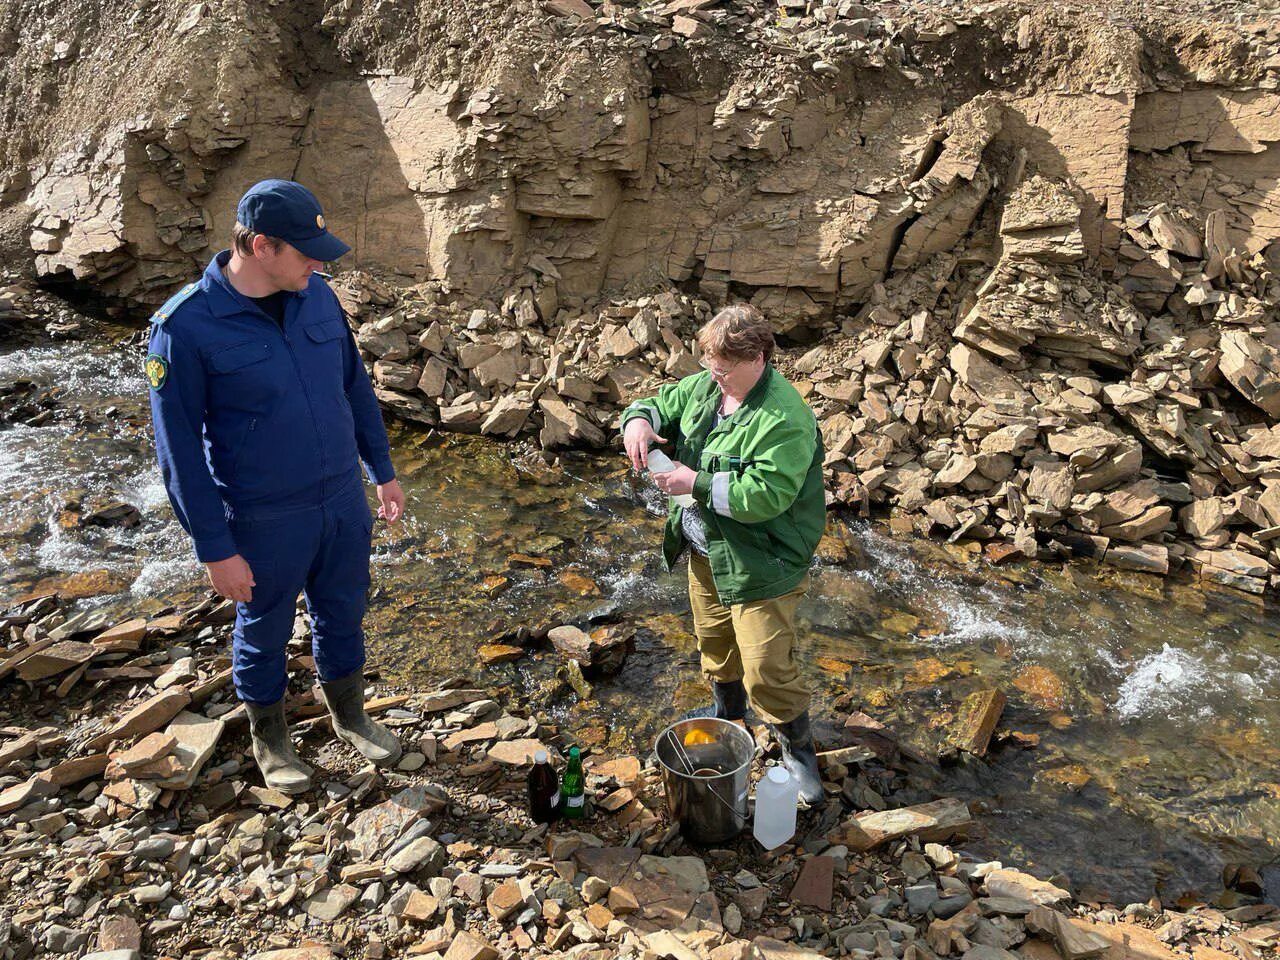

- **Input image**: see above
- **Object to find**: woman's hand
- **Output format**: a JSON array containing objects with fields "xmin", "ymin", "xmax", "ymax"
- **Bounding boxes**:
[
  {"xmin": 623, "ymin": 418, "xmax": 666, "ymax": 471},
  {"xmin": 654, "ymin": 462, "xmax": 697, "ymax": 497}
]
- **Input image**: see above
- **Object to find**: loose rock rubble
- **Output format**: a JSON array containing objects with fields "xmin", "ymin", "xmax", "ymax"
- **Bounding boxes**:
[
  {"xmin": 336, "ymin": 177, "xmax": 1280, "ymax": 596},
  {"xmin": 3, "ymin": 590, "xmax": 1279, "ymax": 959},
  {"xmin": 0, "ymin": 272, "xmax": 99, "ymax": 340}
]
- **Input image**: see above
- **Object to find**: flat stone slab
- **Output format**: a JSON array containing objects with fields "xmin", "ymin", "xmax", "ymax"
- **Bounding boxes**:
[
  {"xmin": 305, "ymin": 883, "xmax": 359, "ymax": 922},
  {"xmin": 93, "ymin": 618, "xmax": 148, "ymax": 648},
  {"xmin": 985, "ymin": 868, "xmax": 1070, "ymax": 906},
  {"xmin": 442, "ymin": 722, "xmax": 498, "ymax": 751},
  {"xmin": 487, "ymin": 738, "xmax": 547, "ymax": 765},
  {"xmin": 830, "ymin": 797, "xmax": 973, "ymax": 851},
  {"xmin": 417, "ymin": 689, "xmax": 488, "ymax": 713},
  {"xmin": 1027, "ymin": 905, "xmax": 1112, "ymax": 960},
  {"xmin": 387, "ymin": 836, "xmax": 445, "ymax": 875},
  {"xmin": 636, "ymin": 854, "xmax": 710, "ymax": 896},
  {"xmin": 248, "ymin": 948, "xmax": 335, "ymax": 960},
  {"xmin": 571, "ymin": 847, "xmax": 712, "ymax": 930},
  {"xmin": 110, "ymin": 732, "xmax": 177, "ymax": 773},
  {"xmin": 1018, "ymin": 920, "xmax": 1242, "ymax": 960},
  {"xmin": 442, "ymin": 931, "xmax": 498, "ymax": 960},
  {"xmin": 88, "ymin": 689, "xmax": 192, "ymax": 750},
  {"xmin": 0, "ymin": 776, "xmax": 56, "ymax": 814},
  {"xmin": 574, "ymin": 846, "xmax": 643, "ymax": 885},
  {"xmin": 348, "ymin": 785, "xmax": 440, "ymax": 860},
  {"xmin": 15, "ymin": 640, "xmax": 96, "ymax": 681},
  {"xmin": 156, "ymin": 711, "xmax": 224, "ymax": 790},
  {"xmin": 752, "ymin": 937, "xmax": 829, "ymax": 960},
  {"xmin": 790, "ymin": 855, "xmax": 835, "ymax": 911},
  {"xmin": 98, "ymin": 915, "xmax": 142, "ymax": 952},
  {"xmin": 949, "ymin": 689, "xmax": 1006, "ymax": 756},
  {"xmin": 593, "ymin": 755, "xmax": 642, "ymax": 784}
]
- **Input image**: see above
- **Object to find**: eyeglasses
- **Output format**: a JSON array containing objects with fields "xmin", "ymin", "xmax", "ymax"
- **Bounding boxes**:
[{"xmin": 699, "ymin": 357, "xmax": 740, "ymax": 379}]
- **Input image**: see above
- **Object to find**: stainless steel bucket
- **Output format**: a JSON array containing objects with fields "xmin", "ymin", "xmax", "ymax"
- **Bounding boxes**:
[{"xmin": 655, "ymin": 717, "xmax": 755, "ymax": 844}]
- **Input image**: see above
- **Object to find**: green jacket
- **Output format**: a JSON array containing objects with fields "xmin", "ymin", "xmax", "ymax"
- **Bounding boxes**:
[{"xmin": 621, "ymin": 365, "xmax": 826, "ymax": 604}]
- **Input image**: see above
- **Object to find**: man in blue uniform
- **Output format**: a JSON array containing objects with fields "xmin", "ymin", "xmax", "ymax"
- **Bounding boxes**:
[{"xmin": 147, "ymin": 179, "xmax": 405, "ymax": 793}]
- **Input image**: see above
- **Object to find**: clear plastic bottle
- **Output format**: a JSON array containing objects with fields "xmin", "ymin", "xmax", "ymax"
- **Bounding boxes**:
[
  {"xmin": 646, "ymin": 447, "xmax": 695, "ymax": 508},
  {"xmin": 753, "ymin": 765, "xmax": 799, "ymax": 850}
]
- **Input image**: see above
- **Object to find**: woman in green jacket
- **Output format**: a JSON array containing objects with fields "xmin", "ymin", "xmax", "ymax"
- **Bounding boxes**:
[{"xmin": 621, "ymin": 304, "xmax": 827, "ymax": 803}]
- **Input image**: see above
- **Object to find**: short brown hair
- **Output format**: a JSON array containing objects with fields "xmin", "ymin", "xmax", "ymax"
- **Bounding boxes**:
[
  {"xmin": 231, "ymin": 221, "xmax": 282, "ymax": 257},
  {"xmin": 697, "ymin": 303, "xmax": 775, "ymax": 364}
]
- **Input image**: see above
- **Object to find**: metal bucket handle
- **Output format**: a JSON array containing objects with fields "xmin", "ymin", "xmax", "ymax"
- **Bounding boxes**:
[{"xmin": 662, "ymin": 727, "xmax": 751, "ymax": 821}]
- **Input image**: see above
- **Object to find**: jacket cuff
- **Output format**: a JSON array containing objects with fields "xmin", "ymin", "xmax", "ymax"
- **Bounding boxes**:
[
  {"xmin": 364, "ymin": 455, "xmax": 396, "ymax": 486},
  {"xmin": 693, "ymin": 470, "xmax": 714, "ymax": 505},
  {"xmin": 193, "ymin": 531, "xmax": 238, "ymax": 564},
  {"xmin": 619, "ymin": 405, "xmax": 659, "ymax": 436}
]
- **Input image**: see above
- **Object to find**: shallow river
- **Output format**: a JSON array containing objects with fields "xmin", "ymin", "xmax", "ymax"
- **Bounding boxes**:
[{"xmin": 1, "ymin": 330, "xmax": 1277, "ymax": 904}]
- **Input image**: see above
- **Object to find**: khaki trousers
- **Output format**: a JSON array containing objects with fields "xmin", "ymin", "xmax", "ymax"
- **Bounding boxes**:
[{"xmin": 686, "ymin": 552, "xmax": 810, "ymax": 725}]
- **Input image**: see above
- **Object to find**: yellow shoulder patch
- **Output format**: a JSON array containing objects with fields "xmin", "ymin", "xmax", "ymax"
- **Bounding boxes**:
[{"xmin": 145, "ymin": 353, "xmax": 169, "ymax": 390}]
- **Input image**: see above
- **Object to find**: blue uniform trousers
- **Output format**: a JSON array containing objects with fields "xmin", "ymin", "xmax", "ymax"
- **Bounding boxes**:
[{"xmin": 227, "ymin": 474, "xmax": 373, "ymax": 705}]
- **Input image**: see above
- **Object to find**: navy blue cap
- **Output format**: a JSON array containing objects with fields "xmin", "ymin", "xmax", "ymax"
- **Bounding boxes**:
[{"xmin": 236, "ymin": 179, "xmax": 350, "ymax": 262}]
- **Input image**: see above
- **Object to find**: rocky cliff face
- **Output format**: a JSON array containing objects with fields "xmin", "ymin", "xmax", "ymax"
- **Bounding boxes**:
[{"xmin": 4, "ymin": 0, "xmax": 1280, "ymax": 591}]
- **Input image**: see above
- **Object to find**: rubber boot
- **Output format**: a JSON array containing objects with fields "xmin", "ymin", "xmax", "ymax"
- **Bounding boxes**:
[
  {"xmin": 319, "ymin": 672, "xmax": 403, "ymax": 767},
  {"xmin": 768, "ymin": 710, "xmax": 825, "ymax": 805},
  {"xmin": 681, "ymin": 678, "xmax": 750, "ymax": 722},
  {"xmin": 245, "ymin": 699, "xmax": 314, "ymax": 795}
]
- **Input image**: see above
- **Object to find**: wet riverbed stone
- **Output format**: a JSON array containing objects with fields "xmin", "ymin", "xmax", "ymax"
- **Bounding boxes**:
[
  {"xmin": 79, "ymin": 500, "xmax": 142, "ymax": 528},
  {"xmin": 477, "ymin": 642, "xmax": 524, "ymax": 665},
  {"xmin": 546, "ymin": 623, "xmax": 633, "ymax": 673}
]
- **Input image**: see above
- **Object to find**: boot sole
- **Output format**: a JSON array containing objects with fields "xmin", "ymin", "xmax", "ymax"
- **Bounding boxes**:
[
  {"xmin": 263, "ymin": 774, "xmax": 313, "ymax": 795},
  {"xmin": 336, "ymin": 731, "xmax": 403, "ymax": 767},
  {"xmin": 253, "ymin": 750, "xmax": 314, "ymax": 795}
]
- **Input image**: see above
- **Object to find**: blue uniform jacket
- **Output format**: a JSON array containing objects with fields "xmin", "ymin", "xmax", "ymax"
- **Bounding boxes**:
[{"xmin": 147, "ymin": 251, "xmax": 395, "ymax": 563}]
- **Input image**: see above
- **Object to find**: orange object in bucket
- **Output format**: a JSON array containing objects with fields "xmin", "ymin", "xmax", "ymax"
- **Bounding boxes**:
[{"xmin": 683, "ymin": 728, "xmax": 717, "ymax": 746}]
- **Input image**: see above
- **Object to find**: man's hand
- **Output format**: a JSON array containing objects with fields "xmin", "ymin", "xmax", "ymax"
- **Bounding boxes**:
[
  {"xmin": 623, "ymin": 418, "xmax": 666, "ymax": 471},
  {"xmin": 654, "ymin": 462, "xmax": 697, "ymax": 497},
  {"xmin": 206, "ymin": 555, "xmax": 255, "ymax": 603},
  {"xmin": 377, "ymin": 478, "xmax": 406, "ymax": 525}
]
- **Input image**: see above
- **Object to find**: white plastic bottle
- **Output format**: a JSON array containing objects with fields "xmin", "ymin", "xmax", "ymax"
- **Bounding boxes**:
[
  {"xmin": 753, "ymin": 765, "xmax": 799, "ymax": 850},
  {"xmin": 646, "ymin": 447, "xmax": 695, "ymax": 507}
]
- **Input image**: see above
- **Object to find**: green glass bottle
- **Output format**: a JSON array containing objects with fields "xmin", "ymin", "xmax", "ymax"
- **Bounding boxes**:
[{"xmin": 560, "ymin": 746, "xmax": 586, "ymax": 819}]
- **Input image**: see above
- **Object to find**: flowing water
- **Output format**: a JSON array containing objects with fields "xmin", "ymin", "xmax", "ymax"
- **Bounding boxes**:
[{"xmin": 1, "ymin": 329, "xmax": 1277, "ymax": 904}]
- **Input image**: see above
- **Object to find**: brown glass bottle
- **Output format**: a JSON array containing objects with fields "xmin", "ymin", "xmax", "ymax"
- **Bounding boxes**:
[{"xmin": 528, "ymin": 749, "xmax": 561, "ymax": 823}]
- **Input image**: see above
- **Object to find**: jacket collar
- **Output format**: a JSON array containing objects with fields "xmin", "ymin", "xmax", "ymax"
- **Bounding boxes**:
[
  {"xmin": 737, "ymin": 363, "xmax": 775, "ymax": 424},
  {"xmin": 202, "ymin": 249, "xmax": 309, "ymax": 320},
  {"xmin": 700, "ymin": 363, "xmax": 774, "ymax": 428}
]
